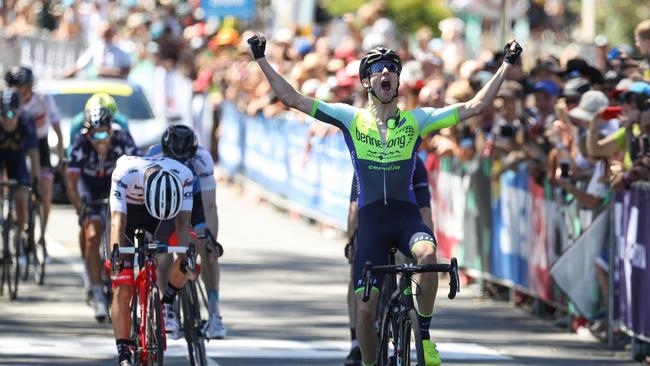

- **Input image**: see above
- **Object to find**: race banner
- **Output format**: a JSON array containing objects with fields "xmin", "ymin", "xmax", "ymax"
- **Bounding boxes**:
[
  {"xmin": 217, "ymin": 102, "xmax": 244, "ymax": 176},
  {"xmin": 614, "ymin": 188, "xmax": 650, "ymax": 338},
  {"xmin": 460, "ymin": 158, "xmax": 492, "ymax": 272},
  {"xmin": 430, "ymin": 156, "xmax": 466, "ymax": 260},
  {"xmin": 491, "ymin": 166, "xmax": 529, "ymax": 287},
  {"xmin": 550, "ymin": 209, "xmax": 609, "ymax": 319}
]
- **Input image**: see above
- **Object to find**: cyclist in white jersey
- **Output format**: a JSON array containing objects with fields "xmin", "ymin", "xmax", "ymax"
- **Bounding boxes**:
[
  {"xmin": 5, "ymin": 66, "xmax": 64, "ymax": 235},
  {"xmin": 109, "ymin": 155, "xmax": 194, "ymax": 366},
  {"xmin": 147, "ymin": 124, "xmax": 226, "ymax": 339}
]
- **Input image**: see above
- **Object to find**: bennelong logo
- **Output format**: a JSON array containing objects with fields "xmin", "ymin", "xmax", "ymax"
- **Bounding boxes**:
[{"xmin": 355, "ymin": 128, "xmax": 407, "ymax": 149}]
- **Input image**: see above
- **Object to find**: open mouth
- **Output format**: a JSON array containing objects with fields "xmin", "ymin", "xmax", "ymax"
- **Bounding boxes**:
[{"xmin": 380, "ymin": 79, "xmax": 391, "ymax": 91}]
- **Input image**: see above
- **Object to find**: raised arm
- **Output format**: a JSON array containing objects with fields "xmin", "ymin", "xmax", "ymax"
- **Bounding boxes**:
[
  {"xmin": 248, "ymin": 34, "xmax": 315, "ymax": 115},
  {"xmin": 455, "ymin": 41, "xmax": 522, "ymax": 121}
]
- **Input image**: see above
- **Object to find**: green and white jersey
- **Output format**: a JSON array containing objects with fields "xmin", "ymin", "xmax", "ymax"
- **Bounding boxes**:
[{"xmin": 309, "ymin": 100, "xmax": 459, "ymax": 207}]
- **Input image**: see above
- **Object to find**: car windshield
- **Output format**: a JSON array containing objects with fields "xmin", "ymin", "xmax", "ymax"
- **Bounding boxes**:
[{"xmin": 51, "ymin": 89, "xmax": 155, "ymax": 120}]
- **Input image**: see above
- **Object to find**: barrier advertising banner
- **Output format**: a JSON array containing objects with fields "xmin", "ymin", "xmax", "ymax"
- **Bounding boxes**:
[
  {"xmin": 550, "ymin": 209, "xmax": 609, "ymax": 319},
  {"xmin": 614, "ymin": 189, "xmax": 650, "ymax": 338}
]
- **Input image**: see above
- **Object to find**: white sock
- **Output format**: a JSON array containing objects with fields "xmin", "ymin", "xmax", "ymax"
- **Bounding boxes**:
[{"xmin": 351, "ymin": 340, "xmax": 359, "ymax": 349}]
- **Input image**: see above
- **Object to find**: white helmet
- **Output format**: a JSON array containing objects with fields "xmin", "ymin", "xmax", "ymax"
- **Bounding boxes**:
[{"xmin": 144, "ymin": 166, "xmax": 183, "ymax": 220}]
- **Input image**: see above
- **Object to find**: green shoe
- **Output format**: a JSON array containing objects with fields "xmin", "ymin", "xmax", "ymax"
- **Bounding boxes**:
[{"xmin": 422, "ymin": 339, "xmax": 442, "ymax": 366}]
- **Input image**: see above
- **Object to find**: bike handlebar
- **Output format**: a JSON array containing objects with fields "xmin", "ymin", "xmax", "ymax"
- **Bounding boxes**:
[
  {"xmin": 362, "ymin": 257, "xmax": 460, "ymax": 302},
  {"xmin": 110, "ymin": 241, "xmax": 196, "ymax": 274}
]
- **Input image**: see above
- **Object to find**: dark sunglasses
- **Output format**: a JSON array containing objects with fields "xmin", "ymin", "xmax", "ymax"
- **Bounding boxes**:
[
  {"xmin": 369, "ymin": 61, "xmax": 400, "ymax": 75},
  {"xmin": 91, "ymin": 131, "xmax": 110, "ymax": 140},
  {"xmin": 1, "ymin": 110, "xmax": 17, "ymax": 119}
]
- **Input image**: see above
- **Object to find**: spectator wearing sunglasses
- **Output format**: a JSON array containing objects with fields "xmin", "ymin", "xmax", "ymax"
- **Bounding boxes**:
[{"xmin": 65, "ymin": 104, "xmax": 140, "ymax": 323}]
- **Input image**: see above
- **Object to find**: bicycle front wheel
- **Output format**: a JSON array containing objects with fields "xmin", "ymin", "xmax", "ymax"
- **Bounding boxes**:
[
  {"xmin": 400, "ymin": 309, "xmax": 425, "ymax": 366},
  {"xmin": 181, "ymin": 281, "xmax": 207, "ymax": 366},
  {"xmin": 378, "ymin": 304, "xmax": 398, "ymax": 366},
  {"xmin": 146, "ymin": 287, "xmax": 164, "ymax": 366}
]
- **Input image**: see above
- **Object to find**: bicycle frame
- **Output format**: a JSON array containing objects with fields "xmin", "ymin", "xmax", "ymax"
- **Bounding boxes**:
[
  {"xmin": 111, "ymin": 228, "xmax": 195, "ymax": 364},
  {"xmin": 362, "ymin": 249, "xmax": 460, "ymax": 365}
]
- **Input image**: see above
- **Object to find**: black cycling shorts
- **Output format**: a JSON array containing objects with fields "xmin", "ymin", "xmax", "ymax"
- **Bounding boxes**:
[
  {"xmin": 191, "ymin": 192, "xmax": 206, "ymax": 229},
  {"xmin": 0, "ymin": 152, "xmax": 30, "ymax": 184},
  {"xmin": 119, "ymin": 204, "xmax": 175, "ymax": 270},
  {"xmin": 352, "ymin": 200, "xmax": 436, "ymax": 293},
  {"xmin": 38, "ymin": 137, "xmax": 52, "ymax": 170}
]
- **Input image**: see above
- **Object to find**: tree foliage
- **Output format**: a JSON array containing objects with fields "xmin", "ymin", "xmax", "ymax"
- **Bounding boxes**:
[
  {"xmin": 321, "ymin": 0, "xmax": 452, "ymax": 35},
  {"xmin": 595, "ymin": 0, "xmax": 650, "ymax": 47}
]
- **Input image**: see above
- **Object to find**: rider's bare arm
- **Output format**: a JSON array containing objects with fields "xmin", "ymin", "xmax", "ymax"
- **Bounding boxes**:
[
  {"xmin": 110, "ymin": 211, "xmax": 127, "ymax": 246},
  {"xmin": 455, "ymin": 62, "xmax": 512, "ymax": 121}
]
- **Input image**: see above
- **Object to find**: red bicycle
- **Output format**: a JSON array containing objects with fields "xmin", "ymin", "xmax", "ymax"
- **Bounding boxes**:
[{"xmin": 111, "ymin": 228, "xmax": 196, "ymax": 366}]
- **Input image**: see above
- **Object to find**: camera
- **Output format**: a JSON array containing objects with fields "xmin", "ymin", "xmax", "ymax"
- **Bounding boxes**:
[
  {"xmin": 559, "ymin": 159, "xmax": 570, "ymax": 178},
  {"xmin": 500, "ymin": 124, "xmax": 515, "ymax": 138}
]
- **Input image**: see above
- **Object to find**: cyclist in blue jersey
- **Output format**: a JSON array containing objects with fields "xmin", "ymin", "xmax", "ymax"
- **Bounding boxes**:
[
  {"xmin": 66, "ymin": 104, "xmax": 140, "ymax": 322},
  {"xmin": 67, "ymin": 93, "xmax": 129, "ymax": 157},
  {"xmin": 249, "ymin": 34, "xmax": 522, "ymax": 366},
  {"xmin": 0, "ymin": 89, "xmax": 40, "ymax": 238},
  {"xmin": 147, "ymin": 125, "xmax": 226, "ymax": 339}
]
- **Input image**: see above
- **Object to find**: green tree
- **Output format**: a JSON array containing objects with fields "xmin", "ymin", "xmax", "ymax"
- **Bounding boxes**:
[
  {"xmin": 322, "ymin": 0, "xmax": 451, "ymax": 35},
  {"xmin": 595, "ymin": 0, "xmax": 650, "ymax": 47}
]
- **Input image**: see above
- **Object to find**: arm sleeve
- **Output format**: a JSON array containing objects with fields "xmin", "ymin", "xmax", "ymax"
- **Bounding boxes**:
[
  {"xmin": 180, "ymin": 166, "xmax": 194, "ymax": 212},
  {"xmin": 413, "ymin": 105, "xmax": 460, "ymax": 136},
  {"xmin": 45, "ymin": 94, "xmax": 61, "ymax": 125},
  {"xmin": 308, "ymin": 99, "xmax": 358, "ymax": 132},
  {"xmin": 66, "ymin": 138, "xmax": 84, "ymax": 173},
  {"xmin": 195, "ymin": 149, "xmax": 216, "ymax": 192},
  {"xmin": 109, "ymin": 158, "xmax": 129, "ymax": 214}
]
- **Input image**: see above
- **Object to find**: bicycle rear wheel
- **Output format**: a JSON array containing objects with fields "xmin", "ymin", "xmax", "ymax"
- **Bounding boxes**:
[
  {"xmin": 181, "ymin": 281, "xmax": 207, "ymax": 366},
  {"xmin": 146, "ymin": 287, "xmax": 164, "ymax": 366},
  {"xmin": 7, "ymin": 223, "xmax": 21, "ymax": 300},
  {"xmin": 20, "ymin": 209, "xmax": 33, "ymax": 282},
  {"xmin": 400, "ymin": 309, "xmax": 425, "ymax": 366}
]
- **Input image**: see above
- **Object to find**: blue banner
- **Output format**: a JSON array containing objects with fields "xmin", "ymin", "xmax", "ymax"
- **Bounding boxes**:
[
  {"xmin": 201, "ymin": 0, "xmax": 255, "ymax": 19},
  {"xmin": 491, "ymin": 166, "xmax": 530, "ymax": 287},
  {"xmin": 218, "ymin": 102, "xmax": 352, "ymax": 227}
]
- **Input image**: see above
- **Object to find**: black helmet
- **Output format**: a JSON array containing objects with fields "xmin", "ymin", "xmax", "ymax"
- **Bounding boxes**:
[
  {"xmin": 0, "ymin": 89, "xmax": 21, "ymax": 118},
  {"xmin": 161, "ymin": 124, "xmax": 198, "ymax": 161},
  {"xmin": 5, "ymin": 66, "xmax": 34, "ymax": 86},
  {"xmin": 358, "ymin": 47, "xmax": 402, "ymax": 80},
  {"xmin": 83, "ymin": 105, "xmax": 113, "ymax": 129}
]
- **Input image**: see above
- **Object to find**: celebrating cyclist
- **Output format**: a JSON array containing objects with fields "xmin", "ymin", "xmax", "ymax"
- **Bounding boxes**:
[
  {"xmin": 147, "ymin": 124, "xmax": 226, "ymax": 339},
  {"xmin": 5, "ymin": 66, "xmax": 63, "ymax": 238},
  {"xmin": 344, "ymin": 155, "xmax": 432, "ymax": 366},
  {"xmin": 66, "ymin": 104, "xmax": 140, "ymax": 322},
  {"xmin": 249, "ymin": 34, "xmax": 522, "ymax": 366},
  {"xmin": 109, "ymin": 155, "xmax": 193, "ymax": 366},
  {"xmin": 68, "ymin": 93, "xmax": 129, "ymax": 157},
  {"xmin": 0, "ymin": 88, "xmax": 39, "ymax": 237}
]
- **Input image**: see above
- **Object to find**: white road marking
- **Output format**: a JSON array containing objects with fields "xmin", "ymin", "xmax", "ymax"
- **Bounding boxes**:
[{"xmin": 0, "ymin": 336, "xmax": 511, "ymax": 361}]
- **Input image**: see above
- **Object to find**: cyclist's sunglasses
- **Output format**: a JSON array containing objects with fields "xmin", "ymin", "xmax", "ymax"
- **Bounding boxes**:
[
  {"xmin": 369, "ymin": 61, "xmax": 400, "ymax": 75},
  {"xmin": 1, "ymin": 110, "xmax": 17, "ymax": 119},
  {"xmin": 90, "ymin": 131, "xmax": 110, "ymax": 140}
]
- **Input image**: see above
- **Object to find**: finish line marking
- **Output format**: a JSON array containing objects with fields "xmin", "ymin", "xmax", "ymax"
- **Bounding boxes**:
[{"xmin": 0, "ymin": 336, "xmax": 511, "ymax": 361}]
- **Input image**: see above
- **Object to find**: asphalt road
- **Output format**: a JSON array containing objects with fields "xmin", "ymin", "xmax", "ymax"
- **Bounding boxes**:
[{"xmin": 0, "ymin": 181, "xmax": 639, "ymax": 366}]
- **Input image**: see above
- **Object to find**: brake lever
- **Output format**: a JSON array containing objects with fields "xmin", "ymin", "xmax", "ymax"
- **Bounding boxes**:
[{"xmin": 448, "ymin": 257, "xmax": 460, "ymax": 299}]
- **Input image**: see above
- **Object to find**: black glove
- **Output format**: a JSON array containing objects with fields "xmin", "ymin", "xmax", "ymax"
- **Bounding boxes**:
[
  {"xmin": 247, "ymin": 34, "xmax": 266, "ymax": 60},
  {"xmin": 503, "ymin": 40, "xmax": 523, "ymax": 65}
]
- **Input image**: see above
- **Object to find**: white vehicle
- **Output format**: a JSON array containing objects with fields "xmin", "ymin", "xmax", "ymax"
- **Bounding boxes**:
[{"xmin": 37, "ymin": 78, "xmax": 178, "ymax": 202}]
